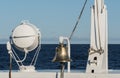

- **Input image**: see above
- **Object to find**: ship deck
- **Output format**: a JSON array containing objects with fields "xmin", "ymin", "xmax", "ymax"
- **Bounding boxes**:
[{"xmin": 1, "ymin": 70, "xmax": 120, "ymax": 78}]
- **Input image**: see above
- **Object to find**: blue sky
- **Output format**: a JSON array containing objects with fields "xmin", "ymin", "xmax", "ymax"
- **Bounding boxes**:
[{"xmin": 0, "ymin": 0, "xmax": 120, "ymax": 44}]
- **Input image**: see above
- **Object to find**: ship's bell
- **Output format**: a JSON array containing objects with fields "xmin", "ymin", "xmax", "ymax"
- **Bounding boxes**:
[{"xmin": 52, "ymin": 43, "xmax": 71, "ymax": 62}]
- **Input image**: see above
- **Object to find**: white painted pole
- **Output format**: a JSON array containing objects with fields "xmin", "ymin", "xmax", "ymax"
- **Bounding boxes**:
[{"xmin": 59, "ymin": 36, "xmax": 71, "ymax": 72}]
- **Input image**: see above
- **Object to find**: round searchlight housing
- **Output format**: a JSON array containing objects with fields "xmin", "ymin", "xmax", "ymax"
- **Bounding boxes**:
[{"xmin": 11, "ymin": 21, "xmax": 40, "ymax": 53}]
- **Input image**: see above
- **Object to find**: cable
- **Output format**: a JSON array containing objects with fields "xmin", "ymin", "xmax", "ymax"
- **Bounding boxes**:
[{"xmin": 69, "ymin": 0, "xmax": 88, "ymax": 40}]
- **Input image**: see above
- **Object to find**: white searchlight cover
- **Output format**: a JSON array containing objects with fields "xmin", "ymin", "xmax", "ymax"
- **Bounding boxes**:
[
  {"xmin": 7, "ymin": 20, "xmax": 41, "ymax": 72},
  {"xmin": 11, "ymin": 21, "xmax": 40, "ymax": 53}
]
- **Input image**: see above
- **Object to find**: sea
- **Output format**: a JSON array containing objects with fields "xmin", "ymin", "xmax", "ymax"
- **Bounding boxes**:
[{"xmin": 0, "ymin": 44, "xmax": 120, "ymax": 70}]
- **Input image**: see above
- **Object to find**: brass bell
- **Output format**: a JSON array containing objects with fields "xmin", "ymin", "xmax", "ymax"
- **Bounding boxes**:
[{"xmin": 52, "ymin": 43, "xmax": 71, "ymax": 62}]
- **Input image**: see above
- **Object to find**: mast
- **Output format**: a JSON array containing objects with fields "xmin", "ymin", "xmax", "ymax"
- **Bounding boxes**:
[{"xmin": 86, "ymin": 0, "xmax": 108, "ymax": 73}]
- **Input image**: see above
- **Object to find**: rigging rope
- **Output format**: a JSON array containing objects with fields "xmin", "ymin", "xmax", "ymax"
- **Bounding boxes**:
[
  {"xmin": 30, "ymin": 44, "xmax": 41, "ymax": 66},
  {"xmin": 10, "ymin": 39, "xmax": 23, "ymax": 66},
  {"xmin": 96, "ymin": 0, "xmax": 102, "ymax": 49},
  {"xmin": 30, "ymin": 32, "xmax": 41, "ymax": 66},
  {"xmin": 69, "ymin": 0, "xmax": 88, "ymax": 40},
  {"xmin": 88, "ymin": 0, "xmax": 104, "ymax": 55},
  {"xmin": 93, "ymin": 5, "xmax": 99, "ymax": 50}
]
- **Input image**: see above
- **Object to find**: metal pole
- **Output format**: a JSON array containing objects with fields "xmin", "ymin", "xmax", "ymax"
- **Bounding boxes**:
[
  {"xmin": 66, "ymin": 37, "xmax": 70, "ymax": 72},
  {"xmin": 60, "ymin": 62, "xmax": 65, "ymax": 78},
  {"xmin": 9, "ymin": 54, "xmax": 12, "ymax": 78}
]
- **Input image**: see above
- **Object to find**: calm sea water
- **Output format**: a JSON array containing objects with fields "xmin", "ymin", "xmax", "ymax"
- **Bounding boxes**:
[{"xmin": 0, "ymin": 44, "xmax": 120, "ymax": 70}]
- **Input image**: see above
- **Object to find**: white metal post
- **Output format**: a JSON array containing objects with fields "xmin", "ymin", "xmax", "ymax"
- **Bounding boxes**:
[{"xmin": 59, "ymin": 36, "xmax": 71, "ymax": 72}]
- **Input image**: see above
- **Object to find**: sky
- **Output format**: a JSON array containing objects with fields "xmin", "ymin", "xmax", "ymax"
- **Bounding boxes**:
[{"xmin": 0, "ymin": 0, "xmax": 120, "ymax": 44}]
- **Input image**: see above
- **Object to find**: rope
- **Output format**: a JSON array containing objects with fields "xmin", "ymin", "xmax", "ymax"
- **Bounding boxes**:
[
  {"xmin": 30, "ymin": 44, "xmax": 41, "ymax": 65},
  {"xmin": 90, "ymin": 0, "xmax": 102, "ymax": 50},
  {"xmin": 69, "ymin": 0, "xmax": 88, "ymax": 40},
  {"xmin": 93, "ymin": 5, "xmax": 99, "ymax": 50},
  {"xmin": 30, "ymin": 32, "xmax": 41, "ymax": 66},
  {"xmin": 33, "ymin": 45, "xmax": 41, "ymax": 65},
  {"xmin": 11, "ymin": 48, "xmax": 23, "ymax": 66},
  {"xmin": 89, "ymin": 47, "xmax": 104, "ymax": 55},
  {"xmin": 96, "ymin": 0, "xmax": 102, "ymax": 49},
  {"xmin": 10, "ymin": 39, "xmax": 23, "ymax": 66}
]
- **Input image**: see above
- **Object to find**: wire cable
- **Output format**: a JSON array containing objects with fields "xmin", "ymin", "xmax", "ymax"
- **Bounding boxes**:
[{"xmin": 69, "ymin": 0, "xmax": 88, "ymax": 40}]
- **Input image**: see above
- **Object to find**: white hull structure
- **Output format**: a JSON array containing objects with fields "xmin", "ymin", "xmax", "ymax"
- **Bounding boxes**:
[
  {"xmin": 1, "ymin": 0, "xmax": 120, "ymax": 78},
  {"xmin": 1, "ymin": 70, "xmax": 120, "ymax": 78}
]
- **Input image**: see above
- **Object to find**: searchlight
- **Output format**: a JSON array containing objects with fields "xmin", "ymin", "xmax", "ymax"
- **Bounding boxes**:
[{"xmin": 7, "ymin": 20, "xmax": 41, "ymax": 72}]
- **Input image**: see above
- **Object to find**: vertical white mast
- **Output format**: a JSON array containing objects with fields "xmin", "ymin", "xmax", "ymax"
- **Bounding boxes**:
[{"xmin": 86, "ymin": 0, "xmax": 108, "ymax": 73}]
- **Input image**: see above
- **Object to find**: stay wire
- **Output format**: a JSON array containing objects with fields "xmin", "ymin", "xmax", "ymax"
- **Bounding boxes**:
[{"xmin": 69, "ymin": 0, "xmax": 88, "ymax": 40}]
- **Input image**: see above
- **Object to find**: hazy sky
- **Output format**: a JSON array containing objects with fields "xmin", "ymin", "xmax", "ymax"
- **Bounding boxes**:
[{"xmin": 0, "ymin": 0, "xmax": 119, "ymax": 44}]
